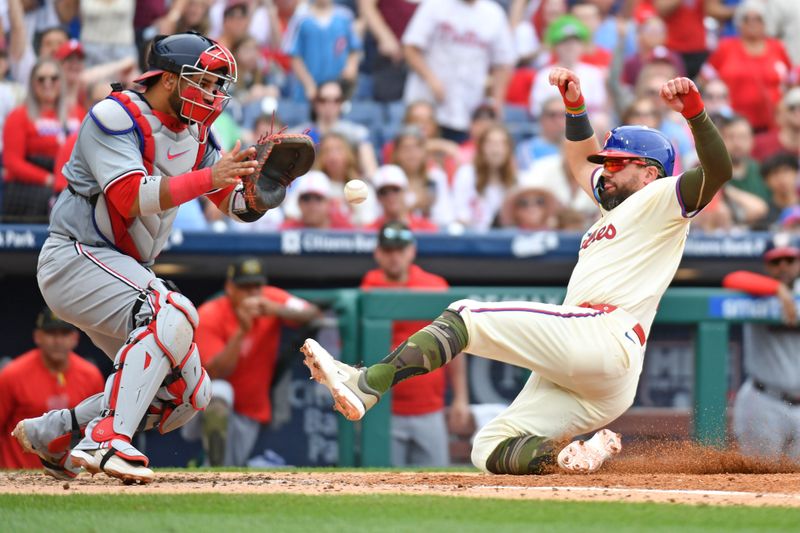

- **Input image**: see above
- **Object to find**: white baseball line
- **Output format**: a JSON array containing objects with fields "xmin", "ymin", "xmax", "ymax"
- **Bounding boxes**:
[{"xmin": 474, "ymin": 485, "xmax": 800, "ymax": 500}]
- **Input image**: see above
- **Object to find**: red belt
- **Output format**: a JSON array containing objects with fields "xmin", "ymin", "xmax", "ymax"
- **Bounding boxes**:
[{"xmin": 579, "ymin": 302, "xmax": 646, "ymax": 346}]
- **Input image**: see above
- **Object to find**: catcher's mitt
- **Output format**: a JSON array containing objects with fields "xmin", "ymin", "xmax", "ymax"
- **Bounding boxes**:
[{"xmin": 242, "ymin": 130, "xmax": 316, "ymax": 212}]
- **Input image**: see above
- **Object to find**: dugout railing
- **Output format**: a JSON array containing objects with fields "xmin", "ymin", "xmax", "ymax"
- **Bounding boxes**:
[{"xmin": 297, "ymin": 287, "xmax": 794, "ymax": 467}]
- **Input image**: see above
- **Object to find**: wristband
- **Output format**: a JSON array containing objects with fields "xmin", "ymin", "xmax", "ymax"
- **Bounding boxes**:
[
  {"xmin": 680, "ymin": 88, "xmax": 705, "ymax": 120},
  {"xmin": 168, "ymin": 167, "xmax": 213, "ymax": 206},
  {"xmin": 558, "ymin": 83, "xmax": 586, "ymax": 116}
]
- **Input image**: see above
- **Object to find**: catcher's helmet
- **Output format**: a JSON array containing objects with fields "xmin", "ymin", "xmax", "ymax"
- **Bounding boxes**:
[
  {"xmin": 587, "ymin": 126, "xmax": 676, "ymax": 177},
  {"xmin": 135, "ymin": 32, "xmax": 237, "ymax": 141}
]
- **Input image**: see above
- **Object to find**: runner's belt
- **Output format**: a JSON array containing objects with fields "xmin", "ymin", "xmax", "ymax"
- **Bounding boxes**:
[
  {"xmin": 752, "ymin": 379, "xmax": 800, "ymax": 406},
  {"xmin": 579, "ymin": 302, "xmax": 646, "ymax": 346}
]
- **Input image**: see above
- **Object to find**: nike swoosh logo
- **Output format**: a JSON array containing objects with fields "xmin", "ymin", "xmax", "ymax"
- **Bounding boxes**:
[{"xmin": 166, "ymin": 148, "xmax": 190, "ymax": 160}]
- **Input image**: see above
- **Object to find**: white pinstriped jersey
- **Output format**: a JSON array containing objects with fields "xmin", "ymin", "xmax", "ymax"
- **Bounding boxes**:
[{"xmin": 563, "ymin": 169, "xmax": 695, "ymax": 336}]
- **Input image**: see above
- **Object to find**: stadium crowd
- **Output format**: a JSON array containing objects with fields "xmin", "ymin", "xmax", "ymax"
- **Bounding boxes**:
[{"xmin": 1, "ymin": 0, "xmax": 799, "ymax": 234}]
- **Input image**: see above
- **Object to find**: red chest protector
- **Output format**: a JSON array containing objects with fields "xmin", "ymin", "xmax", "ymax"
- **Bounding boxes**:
[{"xmin": 108, "ymin": 91, "xmax": 212, "ymax": 174}]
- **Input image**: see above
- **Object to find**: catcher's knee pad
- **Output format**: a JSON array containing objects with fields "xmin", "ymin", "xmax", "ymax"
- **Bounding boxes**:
[
  {"xmin": 153, "ymin": 343, "xmax": 211, "ymax": 434},
  {"xmin": 105, "ymin": 281, "xmax": 200, "ymax": 438},
  {"xmin": 145, "ymin": 279, "xmax": 199, "ymax": 366}
]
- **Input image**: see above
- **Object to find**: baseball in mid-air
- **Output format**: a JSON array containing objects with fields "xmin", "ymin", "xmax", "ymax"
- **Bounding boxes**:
[{"xmin": 344, "ymin": 179, "xmax": 368, "ymax": 204}]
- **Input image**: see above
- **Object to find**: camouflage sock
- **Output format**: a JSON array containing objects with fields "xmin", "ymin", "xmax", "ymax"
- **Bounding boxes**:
[
  {"xmin": 485, "ymin": 435, "xmax": 554, "ymax": 475},
  {"xmin": 365, "ymin": 310, "xmax": 468, "ymax": 394}
]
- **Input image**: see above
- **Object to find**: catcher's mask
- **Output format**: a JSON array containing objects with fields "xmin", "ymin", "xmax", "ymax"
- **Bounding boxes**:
[{"xmin": 137, "ymin": 32, "xmax": 237, "ymax": 143}]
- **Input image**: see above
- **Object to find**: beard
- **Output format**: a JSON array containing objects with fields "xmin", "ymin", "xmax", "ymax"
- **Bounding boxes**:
[
  {"xmin": 169, "ymin": 86, "xmax": 190, "ymax": 124},
  {"xmin": 596, "ymin": 176, "xmax": 634, "ymax": 211}
]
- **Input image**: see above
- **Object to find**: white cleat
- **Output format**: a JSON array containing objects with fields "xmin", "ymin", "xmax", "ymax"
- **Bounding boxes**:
[
  {"xmin": 300, "ymin": 338, "xmax": 381, "ymax": 421},
  {"xmin": 12, "ymin": 420, "xmax": 81, "ymax": 480},
  {"xmin": 557, "ymin": 429, "xmax": 622, "ymax": 473},
  {"xmin": 70, "ymin": 449, "xmax": 154, "ymax": 485}
]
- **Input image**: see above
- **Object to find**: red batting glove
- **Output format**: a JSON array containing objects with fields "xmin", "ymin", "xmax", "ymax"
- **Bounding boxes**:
[{"xmin": 679, "ymin": 88, "xmax": 705, "ymax": 120}]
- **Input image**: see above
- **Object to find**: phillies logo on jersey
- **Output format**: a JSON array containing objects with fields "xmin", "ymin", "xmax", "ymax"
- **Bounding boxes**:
[{"xmin": 581, "ymin": 224, "xmax": 617, "ymax": 250}]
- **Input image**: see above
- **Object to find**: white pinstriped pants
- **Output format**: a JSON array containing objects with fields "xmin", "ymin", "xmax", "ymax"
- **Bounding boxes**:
[{"xmin": 448, "ymin": 299, "xmax": 645, "ymax": 472}]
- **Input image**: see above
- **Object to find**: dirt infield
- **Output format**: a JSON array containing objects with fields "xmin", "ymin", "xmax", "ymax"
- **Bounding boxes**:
[
  {"xmin": 3, "ymin": 470, "xmax": 800, "ymax": 507},
  {"xmin": 3, "ymin": 442, "xmax": 800, "ymax": 507}
]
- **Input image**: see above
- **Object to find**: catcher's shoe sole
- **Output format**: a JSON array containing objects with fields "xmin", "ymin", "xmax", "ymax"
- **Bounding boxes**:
[
  {"xmin": 557, "ymin": 429, "xmax": 622, "ymax": 473},
  {"xmin": 301, "ymin": 339, "xmax": 366, "ymax": 421},
  {"xmin": 12, "ymin": 421, "xmax": 78, "ymax": 481},
  {"xmin": 70, "ymin": 449, "xmax": 154, "ymax": 485}
]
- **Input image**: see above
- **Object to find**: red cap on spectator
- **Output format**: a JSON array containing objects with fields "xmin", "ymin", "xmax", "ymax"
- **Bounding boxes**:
[
  {"xmin": 55, "ymin": 40, "xmax": 85, "ymax": 61},
  {"xmin": 764, "ymin": 233, "xmax": 800, "ymax": 262}
]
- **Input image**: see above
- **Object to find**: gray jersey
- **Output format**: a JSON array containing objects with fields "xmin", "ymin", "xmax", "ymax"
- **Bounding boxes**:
[
  {"xmin": 742, "ymin": 282, "xmax": 800, "ymax": 393},
  {"xmin": 49, "ymin": 90, "xmax": 220, "ymax": 265}
]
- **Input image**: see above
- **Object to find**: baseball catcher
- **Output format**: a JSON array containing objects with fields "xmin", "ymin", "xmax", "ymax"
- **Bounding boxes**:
[
  {"xmin": 302, "ymin": 69, "xmax": 732, "ymax": 475},
  {"xmin": 12, "ymin": 31, "xmax": 313, "ymax": 484}
]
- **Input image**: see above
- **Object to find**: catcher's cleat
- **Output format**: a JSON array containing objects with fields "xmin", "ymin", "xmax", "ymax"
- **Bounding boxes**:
[
  {"xmin": 301, "ymin": 338, "xmax": 381, "ymax": 421},
  {"xmin": 557, "ymin": 428, "xmax": 622, "ymax": 473},
  {"xmin": 12, "ymin": 419, "xmax": 82, "ymax": 480},
  {"xmin": 70, "ymin": 449, "xmax": 154, "ymax": 485}
]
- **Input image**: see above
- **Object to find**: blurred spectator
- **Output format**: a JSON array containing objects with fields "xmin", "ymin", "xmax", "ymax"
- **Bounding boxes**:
[
  {"xmin": 452, "ymin": 124, "xmax": 517, "ymax": 231},
  {"xmin": 360, "ymin": 221, "xmax": 470, "ymax": 467},
  {"xmin": 724, "ymin": 235, "xmax": 800, "ymax": 462},
  {"xmin": 314, "ymin": 132, "xmax": 377, "ymax": 226},
  {"xmin": 315, "ymin": 132, "xmax": 360, "ymax": 185},
  {"xmin": 569, "ymin": 1, "xmax": 611, "ymax": 69},
  {"xmin": 0, "ymin": 46, "xmax": 26, "ymax": 160},
  {"xmin": 391, "ymin": 126, "xmax": 453, "ymax": 228},
  {"xmin": 402, "ymin": 0, "xmax": 515, "ymax": 142},
  {"xmin": 529, "ymin": 15, "xmax": 606, "ymax": 118},
  {"xmin": 210, "ymin": 0, "xmax": 283, "ymax": 50},
  {"xmin": 701, "ymin": 78, "xmax": 733, "ymax": 119},
  {"xmin": 522, "ymin": 150, "xmax": 595, "ymax": 228},
  {"xmin": 621, "ymin": 16, "xmax": 684, "ymax": 88},
  {"xmin": 0, "ymin": 307, "xmax": 104, "ymax": 471},
  {"xmin": 213, "ymin": 0, "xmax": 253, "ymax": 52},
  {"xmin": 760, "ymin": 153, "xmax": 800, "ymax": 230},
  {"xmin": 648, "ymin": 0, "xmax": 726, "ymax": 79},
  {"xmin": 702, "ymin": 1, "xmax": 791, "ymax": 133},
  {"xmin": 230, "ymin": 35, "xmax": 280, "ymax": 129},
  {"xmin": 3, "ymin": 0, "xmax": 27, "ymax": 81},
  {"xmin": 764, "ymin": 0, "xmax": 800, "ymax": 66},
  {"xmin": 633, "ymin": 67, "xmax": 695, "ymax": 171},
  {"xmin": 76, "ymin": 0, "xmax": 137, "ymax": 67},
  {"xmin": 176, "ymin": 0, "xmax": 214, "ymax": 35},
  {"xmin": 11, "ymin": 26, "xmax": 69, "ymax": 87},
  {"xmin": 281, "ymin": 170, "xmax": 353, "ymax": 229},
  {"xmin": 54, "ymin": 40, "xmax": 85, "ymax": 111},
  {"xmin": 458, "ymin": 103, "xmax": 498, "ymax": 167},
  {"xmin": 358, "ymin": 0, "xmax": 420, "ymax": 102},
  {"xmin": 2, "ymin": 59, "xmax": 84, "ymax": 222},
  {"xmin": 285, "ymin": 0, "xmax": 361, "ymax": 102},
  {"xmin": 753, "ymin": 88, "xmax": 800, "ymax": 162},
  {"xmin": 189, "ymin": 257, "xmax": 320, "ymax": 466},
  {"xmin": 499, "ymin": 172, "xmax": 560, "ymax": 231},
  {"xmin": 292, "ymin": 80, "xmax": 378, "ymax": 177},
  {"xmin": 383, "ymin": 100, "xmax": 461, "ymax": 180},
  {"xmin": 368, "ymin": 164, "xmax": 438, "ymax": 232},
  {"xmin": 719, "ymin": 115, "xmax": 770, "ymax": 203},
  {"xmin": 515, "ymin": 95, "xmax": 563, "ymax": 171}
]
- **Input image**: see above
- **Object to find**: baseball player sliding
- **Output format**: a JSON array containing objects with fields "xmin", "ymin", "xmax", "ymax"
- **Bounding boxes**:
[
  {"xmin": 303, "ymin": 68, "xmax": 733, "ymax": 474},
  {"xmin": 12, "ymin": 32, "xmax": 313, "ymax": 484}
]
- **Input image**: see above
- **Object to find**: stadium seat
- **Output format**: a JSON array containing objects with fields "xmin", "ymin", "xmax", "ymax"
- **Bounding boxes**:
[
  {"xmin": 504, "ymin": 104, "xmax": 531, "ymax": 126},
  {"xmin": 342, "ymin": 100, "xmax": 382, "ymax": 129},
  {"xmin": 276, "ymin": 99, "xmax": 310, "ymax": 128}
]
